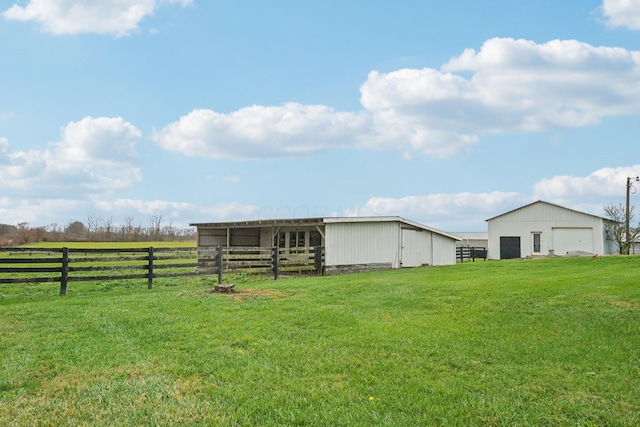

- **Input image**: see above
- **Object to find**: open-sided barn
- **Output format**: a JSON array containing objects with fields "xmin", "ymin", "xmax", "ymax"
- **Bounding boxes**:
[
  {"xmin": 487, "ymin": 201, "xmax": 616, "ymax": 259},
  {"xmin": 190, "ymin": 216, "xmax": 460, "ymax": 274}
]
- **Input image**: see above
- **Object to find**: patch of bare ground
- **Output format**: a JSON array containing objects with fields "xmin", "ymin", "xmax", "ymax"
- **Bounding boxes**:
[
  {"xmin": 204, "ymin": 287, "xmax": 288, "ymax": 301},
  {"xmin": 610, "ymin": 300, "xmax": 638, "ymax": 310}
]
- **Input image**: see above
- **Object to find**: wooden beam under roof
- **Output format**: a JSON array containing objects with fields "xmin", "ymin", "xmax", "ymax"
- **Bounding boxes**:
[{"xmin": 189, "ymin": 217, "xmax": 325, "ymax": 229}]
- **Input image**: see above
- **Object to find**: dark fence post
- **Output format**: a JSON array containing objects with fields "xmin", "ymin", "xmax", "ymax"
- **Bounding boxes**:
[
  {"xmin": 60, "ymin": 247, "xmax": 69, "ymax": 296},
  {"xmin": 217, "ymin": 245, "xmax": 223, "ymax": 285},
  {"xmin": 314, "ymin": 246, "xmax": 323, "ymax": 276},
  {"xmin": 148, "ymin": 247, "xmax": 154, "ymax": 289},
  {"xmin": 272, "ymin": 247, "xmax": 279, "ymax": 280}
]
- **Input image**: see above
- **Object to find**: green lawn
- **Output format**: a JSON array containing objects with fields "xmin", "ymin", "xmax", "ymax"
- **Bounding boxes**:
[{"xmin": 1, "ymin": 256, "xmax": 639, "ymax": 426}]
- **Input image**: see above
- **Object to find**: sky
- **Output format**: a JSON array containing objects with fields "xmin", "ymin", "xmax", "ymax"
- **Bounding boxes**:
[{"xmin": 1, "ymin": 0, "xmax": 640, "ymax": 233}]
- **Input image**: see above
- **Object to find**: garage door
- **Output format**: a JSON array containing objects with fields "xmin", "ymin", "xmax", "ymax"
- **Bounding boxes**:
[
  {"xmin": 500, "ymin": 236, "xmax": 521, "ymax": 259},
  {"xmin": 552, "ymin": 228, "xmax": 593, "ymax": 255}
]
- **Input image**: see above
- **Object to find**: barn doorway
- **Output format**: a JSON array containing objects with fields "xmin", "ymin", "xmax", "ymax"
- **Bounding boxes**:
[{"xmin": 500, "ymin": 236, "xmax": 521, "ymax": 259}]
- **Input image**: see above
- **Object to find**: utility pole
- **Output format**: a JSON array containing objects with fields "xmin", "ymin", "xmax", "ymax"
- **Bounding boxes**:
[{"xmin": 626, "ymin": 176, "xmax": 639, "ymax": 255}]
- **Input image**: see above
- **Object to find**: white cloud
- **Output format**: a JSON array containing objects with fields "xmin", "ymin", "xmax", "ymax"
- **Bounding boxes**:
[
  {"xmin": 93, "ymin": 198, "xmax": 259, "ymax": 226},
  {"xmin": 0, "ymin": 197, "xmax": 261, "ymax": 229},
  {"xmin": 155, "ymin": 38, "xmax": 640, "ymax": 160},
  {"xmin": 0, "ymin": 116, "xmax": 142, "ymax": 198},
  {"xmin": 342, "ymin": 165, "xmax": 640, "ymax": 231},
  {"xmin": 2, "ymin": 0, "xmax": 193, "ymax": 37},
  {"xmin": 361, "ymin": 38, "xmax": 640, "ymax": 157},
  {"xmin": 57, "ymin": 116, "xmax": 140, "ymax": 166},
  {"xmin": 602, "ymin": 0, "xmax": 640, "ymax": 30},
  {"xmin": 345, "ymin": 191, "xmax": 530, "ymax": 231},
  {"xmin": 0, "ymin": 137, "xmax": 9, "ymax": 163},
  {"xmin": 153, "ymin": 103, "xmax": 370, "ymax": 160},
  {"xmin": 533, "ymin": 165, "xmax": 640, "ymax": 200}
]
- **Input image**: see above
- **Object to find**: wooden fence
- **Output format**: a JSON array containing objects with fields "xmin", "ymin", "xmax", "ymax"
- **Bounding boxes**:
[
  {"xmin": 197, "ymin": 246, "xmax": 325, "ymax": 280},
  {"xmin": 456, "ymin": 246, "xmax": 487, "ymax": 262},
  {"xmin": 0, "ymin": 246, "xmax": 325, "ymax": 296}
]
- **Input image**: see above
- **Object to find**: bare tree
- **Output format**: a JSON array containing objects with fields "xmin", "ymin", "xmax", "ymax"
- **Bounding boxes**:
[
  {"xmin": 86, "ymin": 214, "xmax": 101, "ymax": 240},
  {"xmin": 604, "ymin": 203, "xmax": 640, "ymax": 254},
  {"xmin": 47, "ymin": 223, "xmax": 61, "ymax": 242},
  {"xmin": 16, "ymin": 222, "xmax": 31, "ymax": 245},
  {"xmin": 149, "ymin": 209, "xmax": 163, "ymax": 239},
  {"xmin": 101, "ymin": 215, "xmax": 114, "ymax": 240}
]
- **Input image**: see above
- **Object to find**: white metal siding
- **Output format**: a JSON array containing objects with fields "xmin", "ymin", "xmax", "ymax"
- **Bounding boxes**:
[
  {"xmin": 325, "ymin": 221, "xmax": 456, "ymax": 268},
  {"xmin": 432, "ymin": 233, "xmax": 457, "ymax": 265},
  {"xmin": 488, "ymin": 202, "xmax": 606, "ymax": 259},
  {"xmin": 325, "ymin": 222, "xmax": 401, "ymax": 268}
]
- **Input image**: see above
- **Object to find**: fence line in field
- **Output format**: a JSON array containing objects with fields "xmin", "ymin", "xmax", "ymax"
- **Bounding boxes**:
[
  {"xmin": 456, "ymin": 246, "xmax": 487, "ymax": 262},
  {"xmin": 0, "ymin": 246, "xmax": 325, "ymax": 295}
]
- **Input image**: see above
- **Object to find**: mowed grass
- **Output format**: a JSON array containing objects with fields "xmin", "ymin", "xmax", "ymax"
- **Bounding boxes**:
[{"xmin": 1, "ymin": 256, "xmax": 639, "ymax": 426}]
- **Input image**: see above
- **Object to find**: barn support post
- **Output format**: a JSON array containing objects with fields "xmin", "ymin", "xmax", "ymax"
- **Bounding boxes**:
[
  {"xmin": 147, "ymin": 247, "xmax": 154, "ymax": 289},
  {"xmin": 60, "ymin": 247, "xmax": 69, "ymax": 296},
  {"xmin": 314, "ymin": 246, "xmax": 324, "ymax": 276},
  {"xmin": 272, "ymin": 247, "xmax": 279, "ymax": 280},
  {"xmin": 217, "ymin": 245, "xmax": 223, "ymax": 285}
]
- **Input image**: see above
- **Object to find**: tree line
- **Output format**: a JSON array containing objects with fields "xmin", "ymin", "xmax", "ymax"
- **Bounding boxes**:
[{"xmin": 0, "ymin": 211, "xmax": 195, "ymax": 246}]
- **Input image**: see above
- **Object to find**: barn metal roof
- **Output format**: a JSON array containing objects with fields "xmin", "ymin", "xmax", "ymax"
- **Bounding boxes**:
[
  {"xmin": 485, "ymin": 200, "xmax": 612, "ymax": 222},
  {"xmin": 190, "ymin": 216, "xmax": 461, "ymax": 240}
]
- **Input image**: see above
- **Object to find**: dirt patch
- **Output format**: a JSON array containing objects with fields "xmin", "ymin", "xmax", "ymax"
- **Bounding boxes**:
[
  {"xmin": 204, "ymin": 287, "xmax": 288, "ymax": 301},
  {"xmin": 610, "ymin": 300, "xmax": 638, "ymax": 310}
]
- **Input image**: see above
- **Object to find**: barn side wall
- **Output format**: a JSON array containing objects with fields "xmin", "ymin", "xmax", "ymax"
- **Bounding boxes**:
[
  {"xmin": 488, "ymin": 203, "xmax": 608, "ymax": 259},
  {"xmin": 432, "ymin": 233, "xmax": 457, "ymax": 266},
  {"xmin": 325, "ymin": 222, "xmax": 401, "ymax": 268}
]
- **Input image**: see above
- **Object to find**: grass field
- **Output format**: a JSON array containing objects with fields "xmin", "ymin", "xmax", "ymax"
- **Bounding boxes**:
[
  {"xmin": 1, "ymin": 256, "xmax": 639, "ymax": 426},
  {"xmin": 23, "ymin": 241, "xmax": 196, "ymax": 249}
]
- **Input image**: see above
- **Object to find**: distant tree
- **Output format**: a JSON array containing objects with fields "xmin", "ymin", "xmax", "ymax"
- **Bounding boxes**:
[
  {"xmin": 46, "ymin": 223, "xmax": 63, "ymax": 242},
  {"xmin": 0, "ymin": 224, "xmax": 18, "ymax": 236},
  {"xmin": 65, "ymin": 220, "xmax": 87, "ymax": 238},
  {"xmin": 149, "ymin": 209, "xmax": 163, "ymax": 239},
  {"xmin": 16, "ymin": 222, "xmax": 31, "ymax": 245},
  {"xmin": 603, "ymin": 203, "xmax": 640, "ymax": 255},
  {"xmin": 86, "ymin": 214, "xmax": 100, "ymax": 240},
  {"xmin": 101, "ymin": 215, "xmax": 114, "ymax": 240}
]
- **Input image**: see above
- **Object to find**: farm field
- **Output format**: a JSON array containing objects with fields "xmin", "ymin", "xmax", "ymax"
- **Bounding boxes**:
[
  {"xmin": 1, "ymin": 256, "xmax": 639, "ymax": 426},
  {"xmin": 23, "ymin": 241, "xmax": 196, "ymax": 249}
]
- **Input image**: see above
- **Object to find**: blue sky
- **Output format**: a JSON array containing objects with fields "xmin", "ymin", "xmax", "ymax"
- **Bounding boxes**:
[{"xmin": 1, "ymin": 0, "xmax": 640, "ymax": 232}]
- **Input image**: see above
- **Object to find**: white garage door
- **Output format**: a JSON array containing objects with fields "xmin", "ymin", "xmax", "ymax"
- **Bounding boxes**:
[{"xmin": 552, "ymin": 228, "xmax": 593, "ymax": 255}]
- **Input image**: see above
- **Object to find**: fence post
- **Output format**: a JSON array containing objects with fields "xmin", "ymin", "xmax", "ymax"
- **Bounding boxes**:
[
  {"xmin": 217, "ymin": 245, "xmax": 223, "ymax": 285},
  {"xmin": 60, "ymin": 247, "xmax": 69, "ymax": 296},
  {"xmin": 272, "ymin": 247, "xmax": 279, "ymax": 280},
  {"xmin": 314, "ymin": 246, "xmax": 323, "ymax": 276},
  {"xmin": 148, "ymin": 247, "xmax": 154, "ymax": 289}
]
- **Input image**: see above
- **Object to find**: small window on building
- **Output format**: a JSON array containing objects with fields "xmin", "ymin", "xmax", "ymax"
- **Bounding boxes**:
[{"xmin": 533, "ymin": 233, "xmax": 541, "ymax": 253}]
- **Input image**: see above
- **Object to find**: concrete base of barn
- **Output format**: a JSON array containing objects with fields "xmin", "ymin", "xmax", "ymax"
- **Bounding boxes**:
[{"xmin": 325, "ymin": 263, "xmax": 392, "ymax": 275}]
